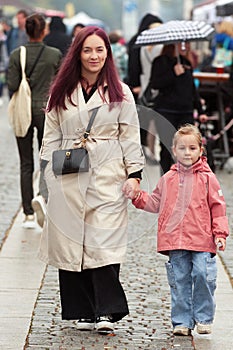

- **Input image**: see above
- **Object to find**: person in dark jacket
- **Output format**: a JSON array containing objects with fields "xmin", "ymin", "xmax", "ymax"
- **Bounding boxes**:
[
  {"xmin": 149, "ymin": 42, "xmax": 207, "ymax": 174},
  {"xmin": 126, "ymin": 13, "xmax": 163, "ymax": 101},
  {"xmin": 44, "ymin": 16, "xmax": 72, "ymax": 57},
  {"xmin": 7, "ymin": 13, "xmax": 62, "ymax": 228},
  {"xmin": 126, "ymin": 13, "xmax": 163, "ymax": 164}
]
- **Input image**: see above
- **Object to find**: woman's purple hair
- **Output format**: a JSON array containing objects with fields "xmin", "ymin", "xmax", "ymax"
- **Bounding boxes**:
[{"xmin": 47, "ymin": 26, "xmax": 124, "ymax": 112}]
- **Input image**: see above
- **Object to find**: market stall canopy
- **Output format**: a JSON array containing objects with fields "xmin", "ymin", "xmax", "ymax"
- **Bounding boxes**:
[
  {"xmin": 216, "ymin": 0, "xmax": 233, "ymax": 16},
  {"xmin": 64, "ymin": 11, "xmax": 105, "ymax": 31}
]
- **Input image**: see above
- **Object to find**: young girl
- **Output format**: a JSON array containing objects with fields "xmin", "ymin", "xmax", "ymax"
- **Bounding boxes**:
[{"xmin": 125, "ymin": 124, "xmax": 229, "ymax": 336}]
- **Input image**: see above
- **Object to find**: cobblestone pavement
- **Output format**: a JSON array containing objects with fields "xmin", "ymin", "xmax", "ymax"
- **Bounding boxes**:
[
  {"xmin": 0, "ymin": 92, "xmax": 20, "ymax": 249},
  {"xmin": 215, "ymin": 171, "xmax": 233, "ymax": 285},
  {"xmin": 25, "ymin": 203, "xmax": 194, "ymax": 350},
  {"xmin": 0, "ymin": 95, "xmax": 233, "ymax": 349},
  {"xmin": 24, "ymin": 166, "xmax": 233, "ymax": 350}
]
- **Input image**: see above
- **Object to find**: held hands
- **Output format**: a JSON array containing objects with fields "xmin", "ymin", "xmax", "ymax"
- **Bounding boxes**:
[
  {"xmin": 122, "ymin": 178, "xmax": 140, "ymax": 200},
  {"xmin": 215, "ymin": 237, "xmax": 226, "ymax": 251}
]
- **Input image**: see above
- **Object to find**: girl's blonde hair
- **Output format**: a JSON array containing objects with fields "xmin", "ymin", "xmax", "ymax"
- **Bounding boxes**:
[{"xmin": 173, "ymin": 124, "xmax": 203, "ymax": 148}]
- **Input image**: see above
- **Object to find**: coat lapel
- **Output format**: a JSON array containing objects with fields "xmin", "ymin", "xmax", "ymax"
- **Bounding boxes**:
[{"xmin": 76, "ymin": 83, "xmax": 109, "ymax": 128}]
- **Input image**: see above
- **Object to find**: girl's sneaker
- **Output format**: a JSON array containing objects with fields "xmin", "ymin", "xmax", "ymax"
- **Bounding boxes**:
[
  {"xmin": 196, "ymin": 323, "xmax": 212, "ymax": 334},
  {"xmin": 76, "ymin": 318, "xmax": 95, "ymax": 331},
  {"xmin": 173, "ymin": 326, "xmax": 191, "ymax": 336}
]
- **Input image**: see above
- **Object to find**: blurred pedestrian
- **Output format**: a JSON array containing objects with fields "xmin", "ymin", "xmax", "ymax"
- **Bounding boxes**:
[
  {"xmin": 109, "ymin": 30, "xmax": 128, "ymax": 81},
  {"xmin": 71, "ymin": 22, "xmax": 85, "ymax": 41},
  {"xmin": 126, "ymin": 13, "xmax": 163, "ymax": 164},
  {"xmin": 38, "ymin": 25, "xmax": 144, "ymax": 334},
  {"xmin": 7, "ymin": 13, "xmax": 62, "ymax": 228},
  {"xmin": 149, "ymin": 42, "xmax": 206, "ymax": 174},
  {"xmin": 6, "ymin": 9, "xmax": 28, "ymax": 55},
  {"xmin": 44, "ymin": 16, "xmax": 72, "ymax": 57},
  {"xmin": 0, "ymin": 23, "xmax": 8, "ymax": 106},
  {"xmin": 127, "ymin": 123, "xmax": 229, "ymax": 336},
  {"xmin": 127, "ymin": 13, "xmax": 162, "ymax": 100}
]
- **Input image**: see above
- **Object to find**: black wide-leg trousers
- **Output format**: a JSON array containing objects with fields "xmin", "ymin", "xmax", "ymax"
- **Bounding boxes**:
[{"xmin": 59, "ymin": 264, "xmax": 129, "ymax": 322}]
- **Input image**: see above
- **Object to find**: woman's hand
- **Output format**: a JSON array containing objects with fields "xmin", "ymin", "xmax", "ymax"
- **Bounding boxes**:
[
  {"xmin": 174, "ymin": 63, "xmax": 185, "ymax": 76},
  {"xmin": 122, "ymin": 178, "xmax": 140, "ymax": 199},
  {"xmin": 199, "ymin": 114, "xmax": 208, "ymax": 123}
]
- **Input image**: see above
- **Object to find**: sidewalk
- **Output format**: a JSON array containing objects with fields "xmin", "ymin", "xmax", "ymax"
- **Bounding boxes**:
[{"xmin": 0, "ymin": 164, "xmax": 233, "ymax": 349}]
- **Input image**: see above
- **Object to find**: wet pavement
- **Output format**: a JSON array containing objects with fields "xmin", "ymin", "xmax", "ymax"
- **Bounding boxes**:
[{"xmin": 0, "ymin": 91, "xmax": 233, "ymax": 349}]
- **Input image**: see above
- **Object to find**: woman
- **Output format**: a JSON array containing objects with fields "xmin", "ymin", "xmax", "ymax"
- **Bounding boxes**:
[
  {"xmin": 38, "ymin": 26, "xmax": 144, "ymax": 333},
  {"xmin": 7, "ymin": 13, "xmax": 62, "ymax": 228},
  {"xmin": 149, "ymin": 43, "xmax": 206, "ymax": 174}
]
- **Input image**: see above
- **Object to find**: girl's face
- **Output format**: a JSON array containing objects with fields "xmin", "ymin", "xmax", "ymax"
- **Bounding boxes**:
[
  {"xmin": 80, "ymin": 34, "xmax": 107, "ymax": 78},
  {"xmin": 172, "ymin": 134, "xmax": 203, "ymax": 167}
]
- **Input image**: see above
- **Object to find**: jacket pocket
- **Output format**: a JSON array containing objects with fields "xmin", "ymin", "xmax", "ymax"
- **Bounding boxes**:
[{"xmin": 206, "ymin": 255, "xmax": 217, "ymax": 282}]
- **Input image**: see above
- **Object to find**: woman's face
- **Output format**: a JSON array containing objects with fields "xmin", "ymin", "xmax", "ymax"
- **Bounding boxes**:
[{"xmin": 80, "ymin": 34, "xmax": 107, "ymax": 77}]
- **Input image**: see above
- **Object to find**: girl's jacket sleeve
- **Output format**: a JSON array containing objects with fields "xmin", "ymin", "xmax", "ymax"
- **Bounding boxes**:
[
  {"xmin": 132, "ymin": 178, "xmax": 162, "ymax": 213},
  {"xmin": 208, "ymin": 173, "xmax": 229, "ymax": 239}
]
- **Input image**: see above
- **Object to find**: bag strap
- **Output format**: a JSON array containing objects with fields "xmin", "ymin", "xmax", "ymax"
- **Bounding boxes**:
[
  {"xmin": 81, "ymin": 107, "xmax": 99, "ymax": 145},
  {"xmin": 19, "ymin": 46, "xmax": 27, "ymax": 79},
  {"xmin": 27, "ymin": 45, "xmax": 45, "ymax": 79}
]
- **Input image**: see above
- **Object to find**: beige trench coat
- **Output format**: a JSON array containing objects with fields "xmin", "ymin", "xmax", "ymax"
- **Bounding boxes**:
[{"xmin": 38, "ymin": 82, "xmax": 145, "ymax": 271}]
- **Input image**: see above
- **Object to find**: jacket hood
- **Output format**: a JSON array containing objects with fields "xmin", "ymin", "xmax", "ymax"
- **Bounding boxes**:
[
  {"xmin": 138, "ymin": 13, "xmax": 163, "ymax": 33},
  {"xmin": 170, "ymin": 156, "xmax": 212, "ymax": 174},
  {"xmin": 49, "ymin": 16, "xmax": 66, "ymax": 33}
]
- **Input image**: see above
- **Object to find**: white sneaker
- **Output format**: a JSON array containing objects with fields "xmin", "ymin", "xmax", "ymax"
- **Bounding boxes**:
[
  {"xmin": 196, "ymin": 323, "xmax": 212, "ymax": 334},
  {"xmin": 95, "ymin": 315, "xmax": 114, "ymax": 333},
  {"xmin": 31, "ymin": 195, "xmax": 46, "ymax": 228},
  {"xmin": 76, "ymin": 318, "xmax": 95, "ymax": 331},
  {"xmin": 22, "ymin": 215, "xmax": 36, "ymax": 229},
  {"xmin": 0, "ymin": 97, "xmax": 3, "ymax": 107}
]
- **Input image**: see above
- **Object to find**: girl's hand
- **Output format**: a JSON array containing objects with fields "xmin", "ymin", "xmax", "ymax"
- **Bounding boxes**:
[
  {"xmin": 122, "ymin": 178, "xmax": 140, "ymax": 199},
  {"xmin": 215, "ymin": 237, "xmax": 226, "ymax": 251}
]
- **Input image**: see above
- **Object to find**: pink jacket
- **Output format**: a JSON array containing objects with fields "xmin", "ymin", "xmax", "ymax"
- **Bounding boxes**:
[{"xmin": 133, "ymin": 157, "xmax": 229, "ymax": 255}]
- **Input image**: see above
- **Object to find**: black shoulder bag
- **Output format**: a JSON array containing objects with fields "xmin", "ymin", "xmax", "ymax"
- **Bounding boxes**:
[{"xmin": 52, "ymin": 108, "xmax": 98, "ymax": 175}]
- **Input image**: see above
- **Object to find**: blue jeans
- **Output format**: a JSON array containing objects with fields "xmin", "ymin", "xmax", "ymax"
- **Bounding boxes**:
[{"xmin": 165, "ymin": 250, "xmax": 217, "ymax": 329}]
